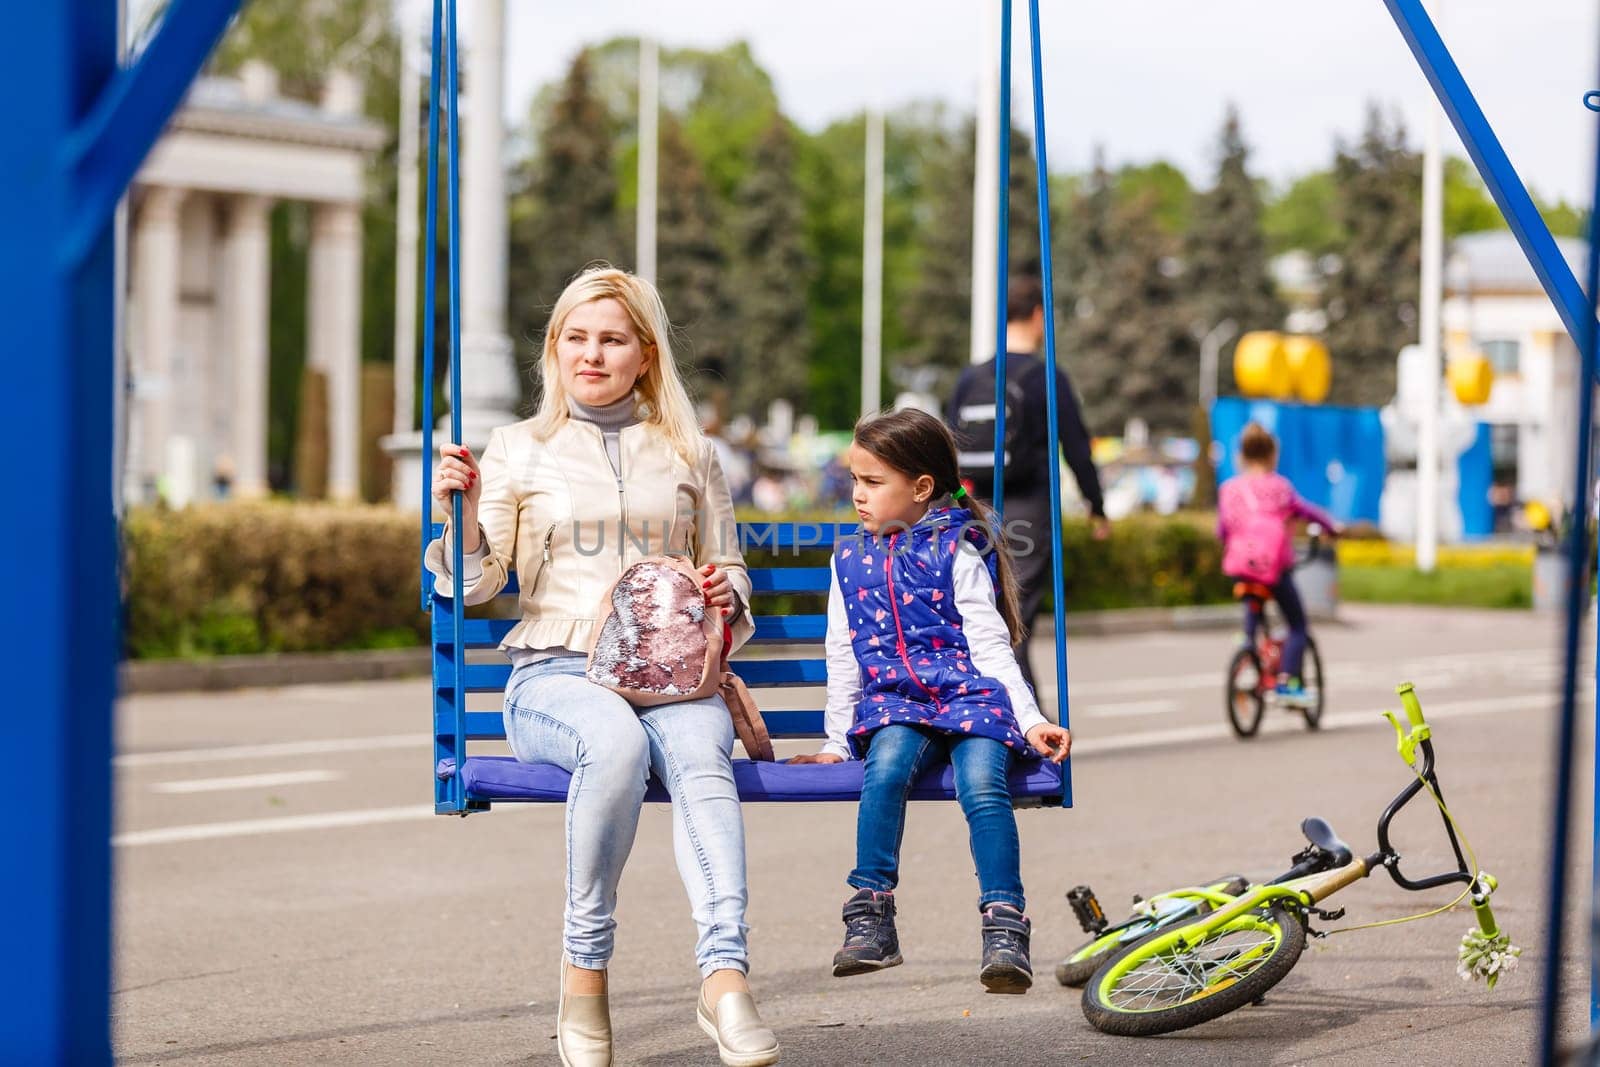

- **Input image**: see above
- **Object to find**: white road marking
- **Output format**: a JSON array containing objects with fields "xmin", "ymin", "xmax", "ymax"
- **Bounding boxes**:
[
  {"xmin": 1074, "ymin": 691, "xmax": 1557, "ymax": 757},
  {"xmin": 114, "ymin": 805, "xmax": 436, "ymax": 846},
  {"xmin": 1082, "ymin": 699, "xmax": 1179, "ymax": 719},
  {"xmin": 1070, "ymin": 672, "xmax": 1217, "ymax": 698},
  {"xmin": 116, "ymin": 733, "xmax": 425, "ymax": 768},
  {"xmin": 150, "ymin": 770, "xmax": 342, "ymax": 795},
  {"xmin": 1064, "ymin": 649, "xmax": 1555, "ymax": 701},
  {"xmin": 114, "ymin": 801, "xmax": 545, "ymax": 847}
]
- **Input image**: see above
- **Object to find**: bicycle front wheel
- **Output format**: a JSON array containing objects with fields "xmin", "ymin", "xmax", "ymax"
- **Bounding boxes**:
[
  {"xmin": 1081, "ymin": 905, "xmax": 1306, "ymax": 1037},
  {"xmin": 1226, "ymin": 648, "xmax": 1265, "ymax": 738},
  {"xmin": 1056, "ymin": 927, "xmax": 1139, "ymax": 987},
  {"xmin": 1300, "ymin": 637, "xmax": 1324, "ymax": 730}
]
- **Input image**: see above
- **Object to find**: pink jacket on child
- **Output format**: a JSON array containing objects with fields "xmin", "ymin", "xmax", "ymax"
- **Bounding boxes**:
[{"xmin": 1217, "ymin": 471, "xmax": 1339, "ymax": 585}]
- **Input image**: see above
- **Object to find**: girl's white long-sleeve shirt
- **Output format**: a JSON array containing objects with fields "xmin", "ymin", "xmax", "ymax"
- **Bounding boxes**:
[{"xmin": 820, "ymin": 549, "xmax": 1047, "ymax": 759}]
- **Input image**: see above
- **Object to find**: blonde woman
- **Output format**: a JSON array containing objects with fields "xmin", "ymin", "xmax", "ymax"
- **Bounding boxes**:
[{"xmin": 427, "ymin": 267, "xmax": 780, "ymax": 1067}]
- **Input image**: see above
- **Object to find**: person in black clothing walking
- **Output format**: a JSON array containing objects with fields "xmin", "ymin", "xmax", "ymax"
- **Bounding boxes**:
[{"xmin": 946, "ymin": 275, "xmax": 1109, "ymax": 704}]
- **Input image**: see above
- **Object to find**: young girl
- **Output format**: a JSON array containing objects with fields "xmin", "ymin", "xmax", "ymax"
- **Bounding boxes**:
[
  {"xmin": 1217, "ymin": 422, "xmax": 1343, "ymax": 706},
  {"xmin": 789, "ymin": 408, "xmax": 1071, "ymax": 993}
]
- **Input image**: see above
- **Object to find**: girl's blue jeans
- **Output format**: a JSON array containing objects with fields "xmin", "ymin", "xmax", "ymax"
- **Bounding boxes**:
[
  {"xmin": 503, "ymin": 654, "xmax": 749, "ymax": 977},
  {"xmin": 848, "ymin": 723, "xmax": 1025, "ymax": 910}
]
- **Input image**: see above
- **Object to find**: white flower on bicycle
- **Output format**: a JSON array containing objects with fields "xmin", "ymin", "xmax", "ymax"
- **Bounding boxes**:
[{"xmin": 1458, "ymin": 926, "xmax": 1520, "ymax": 990}]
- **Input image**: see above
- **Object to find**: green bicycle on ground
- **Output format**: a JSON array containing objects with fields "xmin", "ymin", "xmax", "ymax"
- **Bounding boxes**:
[{"xmin": 1056, "ymin": 683, "xmax": 1515, "ymax": 1037}]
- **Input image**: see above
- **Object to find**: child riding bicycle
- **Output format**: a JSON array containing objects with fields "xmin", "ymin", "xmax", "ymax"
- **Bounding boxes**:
[{"xmin": 1217, "ymin": 423, "xmax": 1343, "ymax": 707}]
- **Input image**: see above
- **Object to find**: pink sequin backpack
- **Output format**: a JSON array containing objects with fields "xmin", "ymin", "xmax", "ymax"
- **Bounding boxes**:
[{"xmin": 586, "ymin": 555, "xmax": 774, "ymax": 760}]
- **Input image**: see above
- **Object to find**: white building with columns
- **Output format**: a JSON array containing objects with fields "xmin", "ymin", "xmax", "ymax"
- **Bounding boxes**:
[{"xmin": 125, "ymin": 62, "xmax": 383, "ymax": 505}]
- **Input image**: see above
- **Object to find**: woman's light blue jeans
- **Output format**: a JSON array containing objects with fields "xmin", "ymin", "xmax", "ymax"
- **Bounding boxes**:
[{"xmin": 504, "ymin": 653, "xmax": 750, "ymax": 977}]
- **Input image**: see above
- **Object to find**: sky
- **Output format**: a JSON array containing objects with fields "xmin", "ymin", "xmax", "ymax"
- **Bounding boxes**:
[{"xmin": 470, "ymin": 0, "xmax": 1596, "ymax": 204}]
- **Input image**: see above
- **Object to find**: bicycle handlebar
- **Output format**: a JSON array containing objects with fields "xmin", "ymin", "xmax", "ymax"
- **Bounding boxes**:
[
  {"xmin": 1383, "ymin": 681, "xmax": 1432, "ymax": 767},
  {"xmin": 1398, "ymin": 682, "xmax": 1427, "ymax": 729},
  {"xmin": 1374, "ymin": 684, "xmax": 1475, "ymax": 893}
]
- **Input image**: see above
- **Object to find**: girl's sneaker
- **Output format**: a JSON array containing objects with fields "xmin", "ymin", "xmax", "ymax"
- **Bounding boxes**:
[
  {"xmin": 832, "ymin": 889, "xmax": 903, "ymax": 976},
  {"xmin": 979, "ymin": 904, "xmax": 1033, "ymax": 994},
  {"xmin": 1275, "ymin": 676, "xmax": 1314, "ymax": 708}
]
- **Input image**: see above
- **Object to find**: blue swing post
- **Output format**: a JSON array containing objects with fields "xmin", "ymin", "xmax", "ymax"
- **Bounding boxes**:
[
  {"xmin": 4, "ymin": 1, "xmax": 240, "ymax": 1059},
  {"xmin": 444, "ymin": 0, "xmax": 469, "ymax": 816},
  {"xmin": 1025, "ymin": 0, "xmax": 1074, "ymax": 807},
  {"xmin": 1541, "ymin": 122, "xmax": 1600, "ymax": 1061},
  {"xmin": 419, "ymin": 0, "xmax": 480, "ymax": 815},
  {"xmin": 419, "ymin": 0, "xmax": 444, "ymax": 610},
  {"xmin": 992, "ymin": 0, "xmax": 1013, "ymax": 519},
  {"xmin": 1536, "ymin": 50, "xmax": 1600, "ymax": 1060}
]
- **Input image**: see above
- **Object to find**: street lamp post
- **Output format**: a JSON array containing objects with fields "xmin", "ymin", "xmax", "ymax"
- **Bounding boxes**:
[{"xmin": 1197, "ymin": 318, "xmax": 1238, "ymax": 411}]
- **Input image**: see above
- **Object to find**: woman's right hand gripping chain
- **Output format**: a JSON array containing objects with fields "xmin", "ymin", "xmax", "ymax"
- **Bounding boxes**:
[{"xmin": 434, "ymin": 443, "xmax": 482, "ymax": 550}]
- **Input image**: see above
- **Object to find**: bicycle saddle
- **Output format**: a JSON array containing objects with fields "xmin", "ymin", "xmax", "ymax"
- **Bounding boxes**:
[{"xmin": 1300, "ymin": 817, "xmax": 1353, "ymax": 866}]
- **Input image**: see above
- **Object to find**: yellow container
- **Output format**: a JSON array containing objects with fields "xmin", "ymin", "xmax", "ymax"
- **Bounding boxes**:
[
  {"xmin": 1283, "ymin": 335, "xmax": 1331, "ymax": 403},
  {"xmin": 1234, "ymin": 331, "xmax": 1291, "ymax": 398},
  {"xmin": 1336, "ymin": 540, "xmax": 1535, "ymax": 569},
  {"xmin": 1447, "ymin": 354, "xmax": 1494, "ymax": 406}
]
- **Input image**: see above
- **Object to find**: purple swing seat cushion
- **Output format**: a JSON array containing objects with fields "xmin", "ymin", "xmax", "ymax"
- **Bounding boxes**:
[{"xmin": 436, "ymin": 754, "xmax": 1065, "ymax": 804}]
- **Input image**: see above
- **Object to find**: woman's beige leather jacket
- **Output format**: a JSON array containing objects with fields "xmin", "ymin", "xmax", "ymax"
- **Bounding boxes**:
[{"xmin": 426, "ymin": 417, "xmax": 753, "ymax": 654}]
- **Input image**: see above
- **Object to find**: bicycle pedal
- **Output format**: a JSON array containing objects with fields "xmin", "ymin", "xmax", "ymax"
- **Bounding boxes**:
[{"xmin": 1067, "ymin": 885, "xmax": 1108, "ymax": 935}]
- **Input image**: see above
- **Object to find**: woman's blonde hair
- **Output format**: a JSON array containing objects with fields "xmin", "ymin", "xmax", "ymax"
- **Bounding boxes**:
[{"xmin": 529, "ymin": 265, "xmax": 703, "ymax": 464}]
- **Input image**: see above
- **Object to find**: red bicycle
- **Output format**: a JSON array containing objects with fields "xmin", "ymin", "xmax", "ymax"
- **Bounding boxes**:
[{"xmin": 1225, "ymin": 580, "xmax": 1324, "ymax": 738}]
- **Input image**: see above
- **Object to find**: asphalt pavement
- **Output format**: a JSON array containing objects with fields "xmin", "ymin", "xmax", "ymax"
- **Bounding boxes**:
[{"xmin": 113, "ymin": 604, "xmax": 1592, "ymax": 1065}]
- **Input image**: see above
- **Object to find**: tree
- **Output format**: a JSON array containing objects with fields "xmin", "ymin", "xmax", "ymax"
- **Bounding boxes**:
[
  {"xmin": 796, "ymin": 115, "xmax": 871, "ymax": 427},
  {"xmin": 1064, "ymin": 162, "xmax": 1194, "ymax": 435},
  {"xmin": 1440, "ymin": 156, "xmax": 1590, "ymax": 238},
  {"xmin": 655, "ymin": 117, "xmax": 732, "ymax": 387},
  {"xmin": 1535, "ymin": 196, "xmax": 1589, "ymax": 238},
  {"xmin": 901, "ymin": 119, "xmax": 1041, "ymax": 382},
  {"xmin": 1115, "ymin": 161, "xmax": 1194, "ymax": 237},
  {"xmin": 1262, "ymin": 170, "xmax": 1344, "ymax": 255},
  {"xmin": 1444, "ymin": 157, "xmax": 1505, "ymax": 236},
  {"xmin": 727, "ymin": 117, "xmax": 813, "ymax": 418},
  {"xmin": 1184, "ymin": 106, "xmax": 1285, "ymax": 371},
  {"xmin": 1321, "ymin": 104, "xmax": 1421, "ymax": 408},
  {"xmin": 900, "ymin": 120, "xmax": 974, "ymax": 379},
  {"xmin": 1056, "ymin": 154, "xmax": 1117, "ymax": 425},
  {"xmin": 508, "ymin": 49, "xmax": 628, "ymax": 407}
]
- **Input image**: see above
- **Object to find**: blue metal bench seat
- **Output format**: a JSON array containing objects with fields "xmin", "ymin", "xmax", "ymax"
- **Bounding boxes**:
[
  {"xmin": 438, "ymin": 753, "xmax": 1064, "ymax": 805},
  {"xmin": 432, "ymin": 523, "xmax": 1070, "ymax": 812}
]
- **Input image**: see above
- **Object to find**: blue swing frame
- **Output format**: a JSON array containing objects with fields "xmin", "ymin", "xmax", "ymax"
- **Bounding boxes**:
[
  {"xmin": 7, "ymin": 0, "xmax": 1597, "ymax": 1060},
  {"xmin": 421, "ymin": 0, "xmax": 1075, "ymax": 815}
]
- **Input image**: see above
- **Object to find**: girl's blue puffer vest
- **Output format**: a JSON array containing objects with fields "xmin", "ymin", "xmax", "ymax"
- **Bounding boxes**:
[{"xmin": 832, "ymin": 507, "xmax": 1035, "ymax": 758}]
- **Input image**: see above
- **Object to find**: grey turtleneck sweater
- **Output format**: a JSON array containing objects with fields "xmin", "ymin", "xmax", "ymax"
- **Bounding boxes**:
[{"xmin": 568, "ymin": 394, "xmax": 640, "ymax": 478}]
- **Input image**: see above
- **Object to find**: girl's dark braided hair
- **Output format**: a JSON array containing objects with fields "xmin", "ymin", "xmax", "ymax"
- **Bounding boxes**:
[{"xmin": 852, "ymin": 408, "xmax": 1027, "ymax": 645}]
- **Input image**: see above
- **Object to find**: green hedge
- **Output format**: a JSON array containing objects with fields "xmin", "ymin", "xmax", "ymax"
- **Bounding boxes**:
[
  {"xmin": 122, "ymin": 505, "xmax": 1235, "ymax": 659},
  {"xmin": 1052, "ymin": 514, "xmax": 1233, "ymax": 611},
  {"xmin": 123, "ymin": 503, "xmax": 427, "ymax": 659}
]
